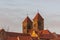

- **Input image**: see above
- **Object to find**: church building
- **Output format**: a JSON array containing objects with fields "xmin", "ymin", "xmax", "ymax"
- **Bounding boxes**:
[
  {"xmin": 22, "ymin": 12, "xmax": 44, "ymax": 34},
  {"xmin": 0, "ymin": 12, "xmax": 60, "ymax": 40}
]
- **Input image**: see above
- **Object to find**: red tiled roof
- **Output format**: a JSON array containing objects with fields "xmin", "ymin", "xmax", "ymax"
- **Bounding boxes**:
[
  {"xmin": 5, "ymin": 32, "xmax": 32, "ymax": 40},
  {"xmin": 7, "ymin": 37, "xmax": 18, "ymax": 40},
  {"xmin": 39, "ymin": 30, "xmax": 51, "ymax": 34},
  {"xmin": 51, "ymin": 34, "xmax": 60, "ymax": 40},
  {"xmin": 0, "ymin": 29, "xmax": 5, "ymax": 32},
  {"xmin": 7, "ymin": 36, "xmax": 32, "ymax": 40},
  {"xmin": 40, "ymin": 34, "xmax": 54, "ymax": 39},
  {"xmin": 32, "ymin": 37, "xmax": 38, "ymax": 40},
  {"xmin": 33, "ymin": 12, "xmax": 44, "ymax": 21},
  {"xmin": 57, "ymin": 34, "xmax": 60, "ymax": 37},
  {"xmin": 39, "ymin": 30, "xmax": 54, "ymax": 39},
  {"xmin": 19, "ymin": 36, "xmax": 32, "ymax": 40},
  {"xmin": 6, "ymin": 32, "xmax": 30, "ymax": 37}
]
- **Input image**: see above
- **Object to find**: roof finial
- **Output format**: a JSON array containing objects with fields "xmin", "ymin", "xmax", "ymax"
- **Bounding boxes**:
[
  {"xmin": 37, "ymin": 9, "xmax": 39, "ymax": 13},
  {"xmin": 27, "ymin": 13, "xmax": 28, "ymax": 16}
]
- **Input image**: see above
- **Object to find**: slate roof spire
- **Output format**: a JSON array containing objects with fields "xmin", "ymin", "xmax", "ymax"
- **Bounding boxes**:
[{"xmin": 33, "ymin": 12, "xmax": 44, "ymax": 21}]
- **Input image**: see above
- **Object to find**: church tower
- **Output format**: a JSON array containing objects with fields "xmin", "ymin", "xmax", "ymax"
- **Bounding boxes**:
[
  {"xmin": 33, "ymin": 12, "xmax": 44, "ymax": 31},
  {"xmin": 22, "ymin": 16, "xmax": 32, "ymax": 34}
]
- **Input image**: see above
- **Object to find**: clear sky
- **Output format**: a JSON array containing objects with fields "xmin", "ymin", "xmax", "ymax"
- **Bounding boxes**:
[{"xmin": 0, "ymin": 0, "xmax": 60, "ymax": 34}]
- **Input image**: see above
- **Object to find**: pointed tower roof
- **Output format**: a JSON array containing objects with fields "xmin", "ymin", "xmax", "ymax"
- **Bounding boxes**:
[
  {"xmin": 33, "ymin": 12, "xmax": 44, "ymax": 21},
  {"xmin": 23, "ymin": 16, "xmax": 32, "ymax": 23}
]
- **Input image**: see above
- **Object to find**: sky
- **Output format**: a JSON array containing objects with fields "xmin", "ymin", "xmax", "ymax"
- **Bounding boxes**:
[{"xmin": 0, "ymin": 0, "xmax": 60, "ymax": 34}]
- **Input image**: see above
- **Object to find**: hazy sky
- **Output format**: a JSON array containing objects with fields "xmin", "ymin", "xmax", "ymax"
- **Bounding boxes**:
[{"xmin": 0, "ymin": 0, "xmax": 60, "ymax": 34}]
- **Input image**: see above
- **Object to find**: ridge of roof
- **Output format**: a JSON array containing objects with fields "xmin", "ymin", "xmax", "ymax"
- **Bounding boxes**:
[
  {"xmin": 6, "ymin": 31, "xmax": 30, "ymax": 37},
  {"xmin": 23, "ymin": 16, "xmax": 32, "ymax": 23},
  {"xmin": 33, "ymin": 12, "xmax": 44, "ymax": 20}
]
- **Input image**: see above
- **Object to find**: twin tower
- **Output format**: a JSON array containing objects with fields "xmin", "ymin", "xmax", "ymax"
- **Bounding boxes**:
[{"xmin": 22, "ymin": 12, "xmax": 44, "ymax": 34}]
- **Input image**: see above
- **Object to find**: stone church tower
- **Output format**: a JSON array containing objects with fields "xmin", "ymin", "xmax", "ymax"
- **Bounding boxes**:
[
  {"xmin": 33, "ymin": 12, "xmax": 44, "ymax": 31},
  {"xmin": 22, "ymin": 16, "xmax": 32, "ymax": 34},
  {"xmin": 22, "ymin": 12, "xmax": 44, "ymax": 34}
]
